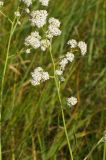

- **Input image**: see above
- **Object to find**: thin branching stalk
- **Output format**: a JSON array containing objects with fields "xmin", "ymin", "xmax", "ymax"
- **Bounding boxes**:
[
  {"xmin": 11, "ymin": 131, "xmax": 15, "ymax": 160},
  {"xmin": 49, "ymin": 44, "xmax": 74, "ymax": 160},
  {"xmin": 83, "ymin": 138, "xmax": 103, "ymax": 160},
  {"xmin": 0, "ymin": 17, "xmax": 18, "ymax": 160},
  {"xmin": 103, "ymin": 141, "xmax": 106, "ymax": 160},
  {"xmin": 0, "ymin": 10, "xmax": 12, "ymax": 24},
  {"xmin": 32, "ymin": 135, "xmax": 37, "ymax": 160},
  {"xmin": 0, "ymin": 22, "xmax": 14, "ymax": 160}
]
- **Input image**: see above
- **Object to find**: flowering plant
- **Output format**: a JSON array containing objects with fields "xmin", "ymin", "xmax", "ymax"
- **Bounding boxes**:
[{"xmin": 0, "ymin": 0, "xmax": 89, "ymax": 159}]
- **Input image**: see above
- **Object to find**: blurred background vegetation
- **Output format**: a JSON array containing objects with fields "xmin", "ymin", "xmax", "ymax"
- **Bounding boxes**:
[{"xmin": 0, "ymin": 0, "xmax": 106, "ymax": 159}]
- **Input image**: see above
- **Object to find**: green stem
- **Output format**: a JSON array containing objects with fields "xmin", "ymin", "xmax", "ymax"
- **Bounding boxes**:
[
  {"xmin": 0, "ymin": 10, "xmax": 12, "ymax": 24},
  {"xmin": 0, "ymin": 18, "xmax": 18, "ymax": 160},
  {"xmin": 49, "ymin": 45, "xmax": 74, "ymax": 160},
  {"xmin": 103, "ymin": 141, "xmax": 106, "ymax": 160},
  {"xmin": 83, "ymin": 138, "xmax": 103, "ymax": 160}
]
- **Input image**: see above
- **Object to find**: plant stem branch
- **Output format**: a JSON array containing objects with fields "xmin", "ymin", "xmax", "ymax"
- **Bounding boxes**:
[
  {"xmin": 103, "ymin": 141, "xmax": 106, "ymax": 160},
  {"xmin": 83, "ymin": 138, "xmax": 103, "ymax": 160},
  {"xmin": 49, "ymin": 45, "xmax": 74, "ymax": 160},
  {"xmin": 0, "ymin": 18, "xmax": 18, "ymax": 160},
  {"xmin": 0, "ymin": 10, "xmax": 13, "ymax": 24}
]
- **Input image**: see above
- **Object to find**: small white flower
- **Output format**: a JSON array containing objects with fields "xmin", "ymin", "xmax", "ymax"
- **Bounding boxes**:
[
  {"xmin": 47, "ymin": 25, "xmax": 61, "ymax": 38},
  {"xmin": 49, "ymin": 17, "xmax": 61, "ymax": 28},
  {"xmin": 66, "ymin": 52, "xmax": 75, "ymax": 62},
  {"xmin": 59, "ymin": 58, "xmax": 68, "ymax": 71},
  {"xmin": 46, "ymin": 31, "xmax": 53, "ymax": 39},
  {"xmin": 30, "ymin": 10, "xmax": 48, "ymax": 28},
  {"xmin": 41, "ymin": 39, "xmax": 50, "ymax": 51},
  {"xmin": 14, "ymin": 11, "xmax": 21, "ymax": 17},
  {"xmin": 26, "ymin": 48, "xmax": 31, "ymax": 54},
  {"xmin": 42, "ymin": 72, "xmax": 50, "ymax": 81},
  {"xmin": 25, "ymin": 37, "xmax": 40, "ymax": 49},
  {"xmin": 55, "ymin": 70, "xmax": 63, "ymax": 76},
  {"xmin": 60, "ymin": 77, "xmax": 65, "ymax": 82},
  {"xmin": 46, "ymin": 17, "xmax": 61, "ymax": 39},
  {"xmin": 67, "ymin": 39, "xmax": 77, "ymax": 48},
  {"xmin": 39, "ymin": 0, "xmax": 50, "ymax": 6},
  {"xmin": 31, "ymin": 31, "xmax": 41, "ymax": 39},
  {"xmin": 25, "ymin": 8, "xmax": 30, "ymax": 13},
  {"xmin": 17, "ymin": 21, "xmax": 21, "ymax": 25},
  {"xmin": 78, "ymin": 41, "xmax": 87, "ymax": 55},
  {"xmin": 21, "ymin": 0, "xmax": 32, "ymax": 7},
  {"xmin": 0, "ymin": 1, "xmax": 4, "ymax": 7},
  {"xmin": 25, "ymin": 31, "xmax": 41, "ymax": 49},
  {"xmin": 31, "ymin": 67, "xmax": 49, "ymax": 86},
  {"xmin": 57, "ymin": 52, "xmax": 74, "ymax": 75},
  {"xmin": 67, "ymin": 97, "xmax": 77, "ymax": 106}
]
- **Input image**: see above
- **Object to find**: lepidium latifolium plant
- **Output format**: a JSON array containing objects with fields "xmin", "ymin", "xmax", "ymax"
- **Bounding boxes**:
[
  {"xmin": 22, "ymin": 0, "xmax": 87, "ymax": 159},
  {"xmin": 0, "ymin": 0, "xmax": 87, "ymax": 159}
]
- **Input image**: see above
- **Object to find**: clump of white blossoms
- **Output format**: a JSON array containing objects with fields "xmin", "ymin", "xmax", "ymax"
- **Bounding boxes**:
[
  {"xmin": 55, "ymin": 52, "xmax": 74, "ymax": 76},
  {"xmin": 31, "ymin": 67, "xmax": 49, "ymax": 86},
  {"xmin": 60, "ymin": 52, "xmax": 75, "ymax": 70},
  {"xmin": 78, "ymin": 41, "xmax": 87, "ymax": 55},
  {"xmin": 67, "ymin": 39, "xmax": 77, "ymax": 48},
  {"xmin": 26, "ymin": 48, "xmax": 31, "ymax": 54},
  {"xmin": 25, "ymin": 8, "xmax": 30, "ymax": 13},
  {"xmin": 39, "ymin": 0, "xmax": 50, "ymax": 6},
  {"xmin": 21, "ymin": 0, "xmax": 32, "ymax": 7},
  {"xmin": 67, "ymin": 39, "xmax": 87, "ymax": 56},
  {"xmin": 55, "ymin": 70, "xmax": 63, "ymax": 76},
  {"xmin": 46, "ymin": 17, "xmax": 61, "ymax": 39},
  {"xmin": 30, "ymin": 10, "xmax": 48, "ymax": 28},
  {"xmin": 67, "ymin": 97, "xmax": 78, "ymax": 107},
  {"xmin": 25, "ymin": 31, "xmax": 41, "ymax": 49},
  {"xmin": 0, "ymin": 1, "xmax": 4, "ymax": 7},
  {"xmin": 59, "ymin": 58, "xmax": 68, "ymax": 71},
  {"xmin": 41, "ymin": 39, "xmax": 50, "ymax": 51},
  {"xmin": 66, "ymin": 52, "xmax": 75, "ymax": 62},
  {"xmin": 55, "ymin": 38, "xmax": 86, "ymax": 77},
  {"xmin": 24, "ymin": 9, "xmax": 61, "ymax": 52},
  {"xmin": 49, "ymin": 17, "xmax": 61, "ymax": 28},
  {"xmin": 14, "ymin": 11, "xmax": 21, "ymax": 17}
]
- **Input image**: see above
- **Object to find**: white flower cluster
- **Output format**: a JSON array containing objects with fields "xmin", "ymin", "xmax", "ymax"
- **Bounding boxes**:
[
  {"xmin": 67, "ymin": 39, "xmax": 87, "ymax": 56},
  {"xmin": 31, "ymin": 67, "xmax": 49, "ymax": 86},
  {"xmin": 55, "ymin": 39, "xmax": 87, "ymax": 77},
  {"xmin": 66, "ymin": 52, "xmax": 75, "ymax": 62},
  {"xmin": 0, "ymin": 1, "xmax": 4, "ymax": 7},
  {"xmin": 26, "ymin": 48, "xmax": 31, "ymax": 54},
  {"xmin": 39, "ymin": 0, "xmax": 50, "ymax": 6},
  {"xmin": 55, "ymin": 52, "xmax": 74, "ymax": 76},
  {"xmin": 67, "ymin": 39, "xmax": 77, "ymax": 48},
  {"xmin": 25, "ymin": 31, "xmax": 51, "ymax": 51},
  {"xmin": 25, "ymin": 31, "xmax": 41, "ymax": 49},
  {"xmin": 46, "ymin": 17, "xmax": 61, "ymax": 39},
  {"xmin": 67, "ymin": 97, "xmax": 77, "ymax": 107},
  {"xmin": 40, "ymin": 39, "xmax": 50, "ymax": 51},
  {"xmin": 78, "ymin": 41, "xmax": 87, "ymax": 55},
  {"xmin": 21, "ymin": 0, "xmax": 32, "ymax": 7},
  {"xmin": 25, "ymin": 9, "xmax": 61, "ymax": 52},
  {"xmin": 14, "ymin": 11, "xmax": 21, "ymax": 17},
  {"xmin": 25, "ymin": 8, "xmax": 30, "ymax": 13},
  {"xmin": 30, "ymin": 10, "xmax": 48, "ymax": 28},
  {"xmin": 30, "ymin": 12, "xmax": 61, "ymax": 38}
]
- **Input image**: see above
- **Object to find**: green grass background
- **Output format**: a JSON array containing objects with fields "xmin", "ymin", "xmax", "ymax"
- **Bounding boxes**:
[{"xmin": 0, "ymin": 0, "xmax": 106, "ymax": 159}]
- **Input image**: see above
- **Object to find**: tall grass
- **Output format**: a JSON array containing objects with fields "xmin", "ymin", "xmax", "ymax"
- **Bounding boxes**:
[{"xmin": 0, "ymin": 0, "xmax": 106, "ymax": 159}]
